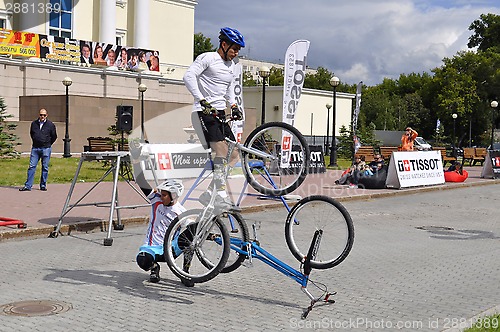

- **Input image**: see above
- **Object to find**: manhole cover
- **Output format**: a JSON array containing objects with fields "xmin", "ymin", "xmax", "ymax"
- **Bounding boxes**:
[
  {"xmin": 0, "ymin": 300, "xmax": 72, "ymax": 317},
  {"xmin": 416, "ymin": 226, "xmax": 454, "ymax": 231}
]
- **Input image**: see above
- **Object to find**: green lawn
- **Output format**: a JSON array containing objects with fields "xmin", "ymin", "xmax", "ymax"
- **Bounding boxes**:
[
  {"xmin": 0, "ymin": 156, "xmax": 114, "ymax": 187},
  {"xmin": 0, "ymin": 155, "xmax": 351, "ymax": 187},
  {"xmin": 465, "ymin": 314, "xmax": 500, "ymax": 332}
]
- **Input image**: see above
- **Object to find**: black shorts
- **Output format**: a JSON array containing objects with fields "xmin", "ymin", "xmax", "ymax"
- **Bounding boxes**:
[{"xmin": 191, "ymin": 111, "xmax": 235, "ymax": 149}]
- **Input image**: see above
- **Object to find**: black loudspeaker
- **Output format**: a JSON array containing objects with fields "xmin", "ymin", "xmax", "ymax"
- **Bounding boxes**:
[{"xmin": 116, "ymin": 106, "xmax": 133, "ymax": 131}]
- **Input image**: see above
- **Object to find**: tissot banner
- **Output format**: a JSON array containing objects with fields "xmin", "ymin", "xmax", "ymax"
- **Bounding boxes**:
[
  {"xmin": 386, "ymin": 151, "xmax": 445, "ymax": 189},
  {"xmin": 353, "ymin": 81, "xmax": 362, "ymax": 133},
  {"xmin": 231, "ymin": 61, "xmax": 245, "ymax": 143},
  {"xmin": 480, "ymin": 150, "xmax": 500, "ymax": 179},
  {"xmin": 281, "ymin": 40, "xmax": 310, "ymax": 168}
]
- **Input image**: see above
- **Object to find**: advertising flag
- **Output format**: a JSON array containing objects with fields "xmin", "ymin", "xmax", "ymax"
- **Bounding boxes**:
[
  {"xmin": 281, "ymin": 40, "xmax": 310, "ymax": 167},
  {"xmin": 353, "ymin": 81, "xmax": 362, "ymax": 133},
  {"xmin": 231, "ymin": 61, "xmax": 245, "ymax": 143}
]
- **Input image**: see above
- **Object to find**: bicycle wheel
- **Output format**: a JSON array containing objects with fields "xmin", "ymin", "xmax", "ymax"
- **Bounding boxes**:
[
  {"xmin": 285, "ymin": 195, "xmax": 354, "ymax": 269},
  {"xmin": 241, "ymin": 122, "xmax": 310, "ymax": 196},
  {"xmin": 164, "ymin": 209, "xmax": 230, "ymax": 284},
  {"xmin": 218, "ymin": 212, "xmax": 250, "ymax": 273}
]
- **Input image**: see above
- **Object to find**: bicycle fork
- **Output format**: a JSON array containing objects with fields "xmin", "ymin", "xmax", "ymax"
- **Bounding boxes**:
[{"xmin": 301, "ymin": 229, "xmax": 336, "ymax": 319}]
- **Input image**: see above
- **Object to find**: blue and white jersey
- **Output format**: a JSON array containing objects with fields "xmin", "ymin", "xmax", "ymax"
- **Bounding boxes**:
[
  {"xmin": 138, "ymin": 192, "xmax": 186, "ymax": 257},
  {"xmin": 183, "ymin": 51, "xmax": 236, "ymax": 111}
]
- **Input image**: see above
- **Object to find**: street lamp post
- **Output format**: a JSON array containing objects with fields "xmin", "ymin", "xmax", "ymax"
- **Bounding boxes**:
[
  {"xmin": 490, "ymin": 100, "xmax": 498, "ymax": 150},
  {"xmin": 452, "ymin": 113, "xmax": 457, "ymax": 157},
  {"xmin": 62, "ymin": 76, "xmax": 73, "ymax": 158},
  {"xmin": 138, "ymin": 83, "xmax": 148, "ymax": 142},
  {"xmin": 325, "ymin": 103, "xmax": 332, "ymax": 156},
  {"xmin": 258, "ymin": 66, "xmax": 270, "ymax": 125},
  {"xmin": 329, "ymin": 76, "xmax": 340, "ymax": 167}
]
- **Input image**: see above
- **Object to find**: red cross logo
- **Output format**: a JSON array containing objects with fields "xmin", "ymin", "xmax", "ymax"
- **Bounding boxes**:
[
  {"xmin": 403, "ymin": 160, "xmax": 410, "ymax": 171},
  {"xmin": 158, "ymin": 153, "xmax": 172, "ymax": 170}
]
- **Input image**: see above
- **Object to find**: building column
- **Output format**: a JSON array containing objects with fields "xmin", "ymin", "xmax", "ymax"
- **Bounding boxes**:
[
  {"xmin": 133, "ymin": 1, "xmax": 150, "ymax": 48},
  {"xmin": 100, "ymin": 0, "xmax": 116, "ymax": 44},
  {"xmin": 17, "ymin": 0, "xmax": 43, "ymax": 33}
]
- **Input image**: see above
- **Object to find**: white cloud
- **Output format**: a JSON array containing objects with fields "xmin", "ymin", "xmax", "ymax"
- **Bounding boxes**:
[{"xmin": 194, "ymin": 0, "xmax": 499, "ymax": 85}]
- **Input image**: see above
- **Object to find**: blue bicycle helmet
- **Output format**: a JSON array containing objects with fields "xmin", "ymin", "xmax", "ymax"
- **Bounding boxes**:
[{"xmin": 219, "ymin": 27, "xmax": 245, "ymax": 48}]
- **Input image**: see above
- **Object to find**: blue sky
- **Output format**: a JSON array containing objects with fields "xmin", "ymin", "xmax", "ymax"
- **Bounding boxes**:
[{"xmin": 194, "ymin": 0, "xmax": 500, "ymax": 86}]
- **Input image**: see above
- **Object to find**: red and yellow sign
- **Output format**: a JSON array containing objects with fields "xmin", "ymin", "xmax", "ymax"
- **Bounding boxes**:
[{"xmin": 0, "ymin": 29, "xmax": 40, "ymax": 57}]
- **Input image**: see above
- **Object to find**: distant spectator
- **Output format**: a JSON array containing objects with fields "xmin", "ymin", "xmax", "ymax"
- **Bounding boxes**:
[
  {"xmin": 401, "ymin": 127, "xmax": 418, "ymax": 151},
  {"xmin": 368, "ymin": 154, "xmax": 385, "ymax": 172},
  {"xmin": 335, "ymin": 155, "xmax": 365, "ymax": 186},
  {"xmin": 19, "ymin": 109, "xmax": 57, "ymax": 192}
]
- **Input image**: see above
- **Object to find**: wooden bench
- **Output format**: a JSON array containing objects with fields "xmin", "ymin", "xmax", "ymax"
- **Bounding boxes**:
[
  {"xmin": 87, "ymin": 137, "xmax": 115, "ymax": 152},
  {"xmin": 355, "ymin": 146, "xmax": 375, "ymax": 162},
  {"xmin": 433, "ymin": 147, "xmax": 456, "ymax": 166},
  {"xmin": 462, "ymin": 147, "xmax": 475, "ymax": 166},
  {"xmin": 379, "ymin": 146, "xmax": 399, "ymax": 162},
  {"xmin": 473, "ymin": 147, "xmax": 487, "ymax": 166}
]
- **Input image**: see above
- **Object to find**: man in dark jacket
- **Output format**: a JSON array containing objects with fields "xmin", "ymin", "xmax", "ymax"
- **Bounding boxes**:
[{"xmin": 19, "ymin": 109, "xmax": 57, "ymax": 191}]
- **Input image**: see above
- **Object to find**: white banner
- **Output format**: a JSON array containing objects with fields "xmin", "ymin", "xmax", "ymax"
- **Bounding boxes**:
[
  {"xmin": 281, "ymin": 40, "xmax": 310, "ymax": 167},
  {"xmin": 231, "ymin": 61, "xmax": 245, "ymax": 142},
  {"xmin": 133, "ymin": 144, "xmax": 210, "ymax": 181},
  {"xmin": 353, "ymin": 81, "xmax": 362, "ymax": 133},
  {"xmin": 386, "ymin": 151, "xmax": 445, "ymax": 189}
]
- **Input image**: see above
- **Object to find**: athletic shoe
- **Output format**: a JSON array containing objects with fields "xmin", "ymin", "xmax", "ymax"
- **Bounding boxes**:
[
  {"xmin": 40, "ymin": 187, "xmax": 47, "ymax": 191},
  {"xmin": 348, "ymin": 184, "xmax": 357, "ymax": 189},
  {"xmin": 198, "ymin": 191, "xmax": 241, "ymax": 212},
  {"xmin": 149, "ymin": 263, "xmax": 160, "ymax": 283},
  {"xmin": 19, "ymin": 187, "xmax": 31, "ymax": 191}
]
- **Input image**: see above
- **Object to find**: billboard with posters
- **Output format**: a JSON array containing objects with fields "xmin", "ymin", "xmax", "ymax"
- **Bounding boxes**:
[
  {"xmin": 1, "ymin": 28, "xmax": 159, "ymax": 72},
  {"xmin": 0, "ymin": 29, "xmax": 40, "ymax": 57}
]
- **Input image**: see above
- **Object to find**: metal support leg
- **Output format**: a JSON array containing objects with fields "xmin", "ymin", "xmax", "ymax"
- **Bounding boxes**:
[
  {"xmin": 104, "ymin": 155, "xmax": 122, "ymax": 246},
  {"xmin": 49, "ymin": 155, "xmax": 85, "ymax": 238}
]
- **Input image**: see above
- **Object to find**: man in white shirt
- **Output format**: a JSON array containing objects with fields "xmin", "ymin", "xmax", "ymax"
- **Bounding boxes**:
[{"xmin": 183, "ymin": 27, "xmax": 245, "ymax": 212}]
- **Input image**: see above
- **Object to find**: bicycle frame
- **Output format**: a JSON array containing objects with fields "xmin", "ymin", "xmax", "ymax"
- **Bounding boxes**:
[{"xmin": 225, "ymin": 225, "xmax": 335, "ymax": 319}]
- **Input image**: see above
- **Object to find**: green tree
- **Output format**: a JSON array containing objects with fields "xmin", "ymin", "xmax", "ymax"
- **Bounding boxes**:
[
  {"xmin": 267, "ymin": 66, "xmax": 284, "ymax": 86},
  {"xmin": 242, "ymin": 71, "xmax": 257, "ymax": 86},
  {"xmin": 193, "ymin": 32, "xmax": 215, "ymax": 60},
  {"xmin": 468, "ymin": 13, "xmax": 500, "ymax": 52},
  {"xmin": 304, "ymin": 67, "xmax": 334, "ymax": 90},
  {"xmin": 0, "ymin": 97, "xmax": 19, "ymax": 158}
]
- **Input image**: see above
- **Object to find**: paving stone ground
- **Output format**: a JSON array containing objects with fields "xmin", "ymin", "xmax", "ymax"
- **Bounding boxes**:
[{"xmin": 0, "ymin": 183, "xmax": 499, "ymax": 331}]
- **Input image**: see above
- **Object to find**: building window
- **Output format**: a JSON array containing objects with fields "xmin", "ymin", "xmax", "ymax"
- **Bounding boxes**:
[
  {"xmin": 49, "ymin": 0, "xmax": 73, "ymax": 38},
  {"xmin": 116, "ymin": 29, "xmax": 126, "ymax": 46}
]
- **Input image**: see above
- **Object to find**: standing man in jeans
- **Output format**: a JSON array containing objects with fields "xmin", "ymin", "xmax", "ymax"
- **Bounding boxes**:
[{"xmin": 19, "ymin": 108, "xmax": 57, "ymax": 191}]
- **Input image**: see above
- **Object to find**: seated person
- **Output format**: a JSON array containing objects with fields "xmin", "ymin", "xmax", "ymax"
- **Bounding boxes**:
[
  {"xmin": 446, "ymin": 161, "xmax": 463, "ymax": 175},
  {"xmin": 335, "ymin": 156, "xmax": 365, "ymax": 185},
  {"xmin": 358, "ymin": 163, "xmax": 388, "ymax": 189},
  {"xmin": 136, "ymin": 179, "xmax": 192, "ymax": 286},
  {"xmin": 368, "ymin": 154, "xmax": 385, "ymax": 172}
]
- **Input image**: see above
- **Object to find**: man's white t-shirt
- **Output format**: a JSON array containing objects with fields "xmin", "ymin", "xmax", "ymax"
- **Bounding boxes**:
[{"xmin": 183, "ymin": 51, "xmax": 237, "ymax": 111}]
